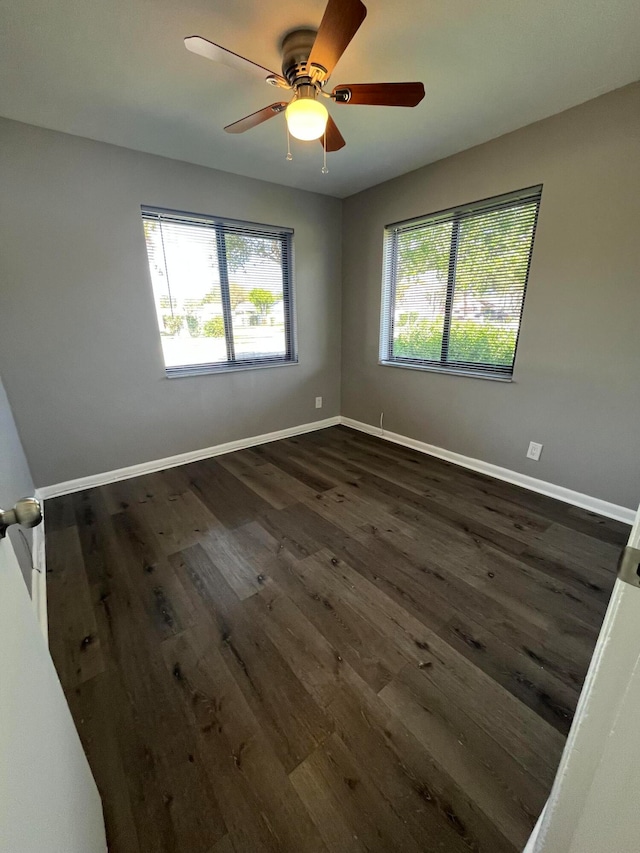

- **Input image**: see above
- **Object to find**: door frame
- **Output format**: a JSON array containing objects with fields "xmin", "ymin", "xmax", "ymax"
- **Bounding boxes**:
[
  {"xmin": 526, "ymin": 506, "xmax": 640, "ymax": 851},
  {"xmin": 31, "ymin": 510, "xmax": 48, "ymax": 641},
  {"xmin": 0, "ymin": 531, "xmax": 106, "ymax": 853}
]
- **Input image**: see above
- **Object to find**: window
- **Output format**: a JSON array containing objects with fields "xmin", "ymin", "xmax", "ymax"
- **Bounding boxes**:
[
  {"xmin": 380, "ymin": 186, "xmax": 542, "ymax": 380},
  {"xmin": 141, "ymin": 207, "xmax": 296, "ymax": 377}
]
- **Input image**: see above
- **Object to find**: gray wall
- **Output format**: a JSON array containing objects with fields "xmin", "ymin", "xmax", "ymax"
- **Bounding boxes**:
[
  {"xmin": 0, "ymin": 119, "xmax": 342, "ymax": 487},
  {"xmin": 341, "ymin": 83, "xmax": 640, "ymax": 510},
  {"xmin": 0, "ymin": 374, "xmax": 35, "ymax": 586},
  {"xmin": 1, "ymin": 85, "xmax": 638, "ymax": 510}
]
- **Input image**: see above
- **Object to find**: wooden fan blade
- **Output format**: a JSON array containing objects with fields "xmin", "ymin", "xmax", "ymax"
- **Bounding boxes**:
[
  {"xmin": 320, "ymin": 114, "xmax": 346, "ymax": 152},
  {"xmin": 332, "ymin": 82, "xmax": 425, "ymax": 107},
  {"xmin": 308, "ymin": 0, "xmax": 367, "ymax": 77},
  {"xmin": 224, "ymin": 103, "xmax": 287, "ymax": 134},
  {"xmin": 185, "ymin": 36, "xmax": 289, "ymax": 87}
]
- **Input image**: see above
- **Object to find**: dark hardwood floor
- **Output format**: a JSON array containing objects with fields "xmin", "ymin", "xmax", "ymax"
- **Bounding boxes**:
[{"xmin": 44, "ymin": 426, "xmax": 627, "ymax": 853}]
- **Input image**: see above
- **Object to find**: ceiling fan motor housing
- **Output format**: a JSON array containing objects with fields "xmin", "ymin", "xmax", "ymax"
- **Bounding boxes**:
[{"xmin": 280, "ymin": 28, "xmax": 324, "ymax": 88}]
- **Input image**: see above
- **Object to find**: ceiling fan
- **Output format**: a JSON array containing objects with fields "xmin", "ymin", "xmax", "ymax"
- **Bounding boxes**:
[{"xmin": 184, "ymin": 0, "xmax": 425, "ymax": 153}]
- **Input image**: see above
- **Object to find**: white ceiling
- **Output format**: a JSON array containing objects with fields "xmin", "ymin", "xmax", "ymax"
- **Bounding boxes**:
[{"xmin": 1, "ymin": 0, "xmax": 639, "ymax": 197}]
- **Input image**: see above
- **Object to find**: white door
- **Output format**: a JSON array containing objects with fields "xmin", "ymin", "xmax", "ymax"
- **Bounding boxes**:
[
  {"xmin": 527, "ymin": 506, "xmax": 640, "ymax": 852},
  {"xmin": 0, "ymin": 532, "xmax": 106, "ymax": 853}
]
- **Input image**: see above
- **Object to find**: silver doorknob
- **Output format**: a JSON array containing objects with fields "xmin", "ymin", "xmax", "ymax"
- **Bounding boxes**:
[{"xmin": 0, "ymin": 497, "xmax": 42, "ymax": 539}]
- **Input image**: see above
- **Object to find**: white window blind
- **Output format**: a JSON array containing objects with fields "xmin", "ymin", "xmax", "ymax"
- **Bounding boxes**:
[
  {"xmin": 141, "ymin": 207, "xmax": 296, "ymax": 377},
  {"xmin": 380, "ymin": 186, "xmax": 542, "ymax": 379}
]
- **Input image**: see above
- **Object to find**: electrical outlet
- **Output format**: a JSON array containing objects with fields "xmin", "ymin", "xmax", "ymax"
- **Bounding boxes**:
[
  {"xmin": 315, "ymin": 396, "xmax": 323, "ymax": 409},
  {"xmin": 527, "ymin": 441, "xmax": 543, "ymax": 461}
]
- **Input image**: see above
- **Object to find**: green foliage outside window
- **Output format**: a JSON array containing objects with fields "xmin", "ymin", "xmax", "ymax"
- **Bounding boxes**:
[
  {"xmin": 386, "ymin": 193, "xmax": 540, "ymax": 373},
  {"xmin": 203, "ymin": 317, "xmax": 225, "ymax": 338},
  {"xmin": 163, "ymin": 315, "xmax": 184, "ymax": 336},
  {"xmin": 185, "ymin": 314, "xmax": 200, "ymax": 336},
  {"xmin": 248, "ymin": 288, "xmax": 278, "ymax": 317},
  {"xmin": 394, "ymin": 317, "xmax": 517, "ymax": 365}
]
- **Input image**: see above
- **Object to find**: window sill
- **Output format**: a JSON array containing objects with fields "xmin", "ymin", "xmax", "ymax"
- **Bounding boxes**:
[
  {"xmin": 378, "ymin": 359, "xmax": 513, "ymax": 383},
  {"xmin": 165, "ymin": 358, "xmax": 299, "ymax": 379}
]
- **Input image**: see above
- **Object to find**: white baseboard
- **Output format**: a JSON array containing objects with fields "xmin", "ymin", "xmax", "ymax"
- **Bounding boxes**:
[
  {"xmin": 36, "ymin": 411, "xmax": 634, "ymax": 524},
  {"xmin": 340, "ymin": 417, "xmax": 635, "ymax": 525},
  {"xmin": 31, "ymin": 514, "xmax": 48, "ymax": 645},
  {"xmin": 36, "ymin": 416, "xmax": 341, "ymax": 500}
]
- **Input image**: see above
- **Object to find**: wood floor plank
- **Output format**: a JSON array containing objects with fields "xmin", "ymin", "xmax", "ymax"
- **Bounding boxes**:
[
  {"xmin": 258, "ymin": 501, "xmax": 358, "ymax": 561},
  {"xmin": 390, "ymin": 657, "xmax": 561, "ymax": 788},
  {"xmin": 209, "ymin": 837, "xmax": 237, "ymax": 853},
  {"xmin": 300, "ymin": 483, "xmax": 407, "ymax": 537},
  {"xmin": 46, "ymin": 523, "xmax": 105, "ymax": 688},
  {"xmin": 373, "ymin": 520, "xmax": 606, "ymax": 634},
  {"xmin": 290, "ymin": 733, "xmax": 424, "ymax": 853},
  {"xmin": 112, "ymin": 688, "xmax": 227, "ymax": 853},
  {"xmin": 217, "ymin": 605, "xmax": 335, "ymax": 774},
  {"xmin": 514, "ymin": 540, "xmax": 615, "ymax": 604},
  {"xmin": 101, "ymin": 471, "xmax": 176, "ymax": 515},
  {"xmin": 250, "ymin": 441, "xmax": 340, "ymax": 493},
  {"xmin": 288, "ymin": 763, "xmax": 360, "ymax": 852},
  {"xmin": 43, "ymin": 492, "xmax": 76, "ymax": 531},
  {"xmin": 541, "ymin": 521, "xmax": 623, "ymax": 570},
  {"xmin": 162, "ymin": 619, "xmax": 329, "ymax": 853},
  {"xmin": 71, "ymin": 488, "xmax": 116, "ymax": 593},
  {"xmin": 198, "ymin": 521, "xmax": 280, "ymax": 599},
  {"xmin": 65, "ymin": 672, "xmax": 141, "ymax": 853},
  {"xmin": 218, "ymin": 454, "xmax": 318, "ymax": 508},
  {"xmin": 280, "ymin": 434, "xmax": 368, "ymax": 484},
  {"xmin": 378, "ymin": 675, "xmax": 540, "ymax": 850},
  {"xmin": 350, "ymin": 464, "xmax": 553, "ymax": 546},
  {"xmin": 328, "ymin": 428, "xmax": 628, "ymax": 557},
  {"xmin": 265, "ymin": 549, "xmax": 408, "ymax": 693},
  {"xmin": 244, "ymin": 584, "xmax": 345, "ymax": 708},
  {"xmin": 175, "ymin": 543, "xmax": 335, "ymax": 773},
  {"xmin": 296, "ymin": 547, "xmax": 579, "ymax": 736},
  {"xmin": 336, "ymin": 427, "xmax": 628, "ymax": 546},
  {"xmin": 339, "ymin": 524, "xmax": 597, "ymax": 693},
  {"xmin": 439, "ymin": 610, "xmax": 580, "ymax": 734},
  {"xmin": 132, "ymin": 477, "xmax": 221, "ymax": 554},
  {"xmin": 110, "ymin": 510, "xmax": 196, "ymax": 641},
  {"xmin": 325, "ymin": 662, "xmax": 515, "ymax": 853},
  {"xmin": 184, "ymin": 458, "xmax": 274, "ymax": 528},
  {"xmin": 82, "ymin": 516, "xmax": 227, "ymax": 852},
  {"xmin": 45, "ymin": 426, "xmax": 623, "ymax": 853}
]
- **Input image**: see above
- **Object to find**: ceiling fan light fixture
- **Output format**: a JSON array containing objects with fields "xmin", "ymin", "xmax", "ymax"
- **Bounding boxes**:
[
  {"xmin": 285, "ymin": 97, "xmax": 328, "ymax": 141},
  {"xmin": 188, "ymin": 0, "xmax": 425, "ymax": 157}
]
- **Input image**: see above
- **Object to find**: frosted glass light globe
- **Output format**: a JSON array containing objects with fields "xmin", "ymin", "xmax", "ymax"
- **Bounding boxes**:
[{"xmin": 285, "ymin": 98, "xmax": 328, "ymax": 141}]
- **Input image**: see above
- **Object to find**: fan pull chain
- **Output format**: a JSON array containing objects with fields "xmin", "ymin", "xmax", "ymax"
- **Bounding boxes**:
[
  {"xmin": 286, "ymin": 126, "xmax": 293, "ymax": 161},
  {"xmin": 321, "ymin": 131, "xmax": 328, "ymax": 174}
]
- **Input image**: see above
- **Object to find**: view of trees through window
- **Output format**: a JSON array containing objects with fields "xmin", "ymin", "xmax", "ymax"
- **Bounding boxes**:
[
  {"xmin": 142, "ymin": 211, "xmax": 294, "ymax": 372},
  {"xmin": 383, "ymin": 188, "xmax": 541, "ymax": 376}
]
